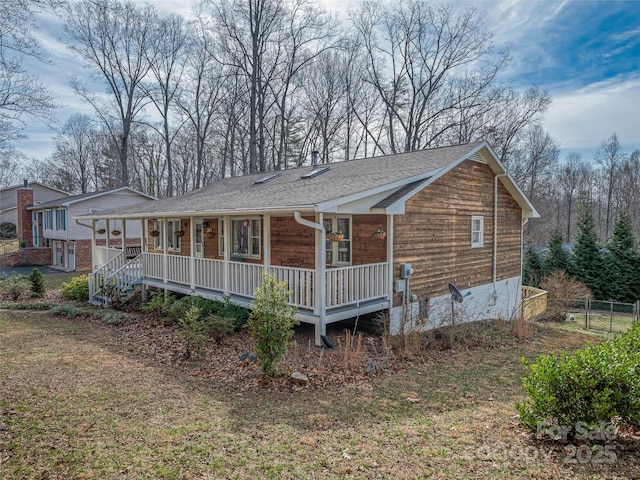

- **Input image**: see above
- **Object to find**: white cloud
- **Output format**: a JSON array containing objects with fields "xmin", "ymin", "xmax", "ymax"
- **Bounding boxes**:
[{"xmin": 545, "ymin": 74, "xmax": 640, "ymax": 154}]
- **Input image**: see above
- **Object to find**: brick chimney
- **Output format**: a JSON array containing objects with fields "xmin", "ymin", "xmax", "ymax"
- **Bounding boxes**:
[{"xmin": 17, "ymin": 180, "xmax": 34, "ymax": 248}]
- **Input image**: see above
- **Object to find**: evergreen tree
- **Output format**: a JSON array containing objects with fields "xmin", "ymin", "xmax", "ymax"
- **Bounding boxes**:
[
  {"xmin": 523, "ymin": 246, "xmax": 544, "ymax": 287},
  {"xmin": 572, "ymin": 206, "xmax": 606, "ymax": 299},
  {"xmin": 606, "ymin": 210, "xmax": 640, "ymax": 302},
  {"xmin": 544, "ymin": 228, "xmax": 569, "ymax": 275}
]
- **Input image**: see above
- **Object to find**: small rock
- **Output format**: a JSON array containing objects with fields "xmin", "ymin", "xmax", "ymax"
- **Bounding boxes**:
[
  {"xmin": 406, "ymin": 397, "xmax": 420, "ymax": 403},
  {"xmin": 239, "ymin": 352, "xmax": 257, "ymax": 363},
  {"xmin": 291, "ymin": 371, "xmax": 309, "ymax": 385}
]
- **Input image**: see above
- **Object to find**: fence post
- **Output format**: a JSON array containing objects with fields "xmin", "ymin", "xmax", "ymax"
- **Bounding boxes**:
[
  {"xmin": 609, "ymin": 299, "xmax": 613, "ymax": 333},
  {"xmin": 584, "ymin": 297, "xmax": 589, "ymax": 330}
]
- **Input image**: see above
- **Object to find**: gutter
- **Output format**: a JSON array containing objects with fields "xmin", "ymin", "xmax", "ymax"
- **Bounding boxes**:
[
  {"xmin": 493, "ymin": 174, "xmax": 507, "ymax": 300},
  {"xmin": 293, "ymin": 211, "xmax": 326, "ymax": 346}
]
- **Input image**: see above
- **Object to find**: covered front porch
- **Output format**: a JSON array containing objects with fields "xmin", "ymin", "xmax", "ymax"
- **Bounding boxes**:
[{"xmin": 87, "ymin": 211, "xmax": 393, "ymax": 344}]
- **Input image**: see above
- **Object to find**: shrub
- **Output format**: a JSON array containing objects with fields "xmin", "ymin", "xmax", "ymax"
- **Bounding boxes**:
[
  {"xmin": 164, "ymin": 296, "xmax": 196, "ymax": 325},
  {"xmin": 247, "ymin": 272, "xmax": 299, "ymax": 379},
  {"xmin": 516, "ymin": 324, "xmax": 640, "ymax": 439},
  {"xmin": 60, "ymin": 275, "xmax": 89, "ymax": 301},
  {"xmin": 0, "ymin": 274, "xmax": 31, "ymax": 301},
  {"xmin": 101, "ymin": 310, "xmax": 135, "ymax": 326},
  {"xmin": 29, "ymin": 268, "xmax": 45, "ymax": 298},
  {"xmin": 539, "ymin": 270, "xmax": 591, "ymax": 322},
  {"xmin": 214, "ymin": 296, "xmax": 249, "ymax": 329},
  {"xmin": 141, "ymin": 289, "xmax": 176, "ymax": 319},
  {"xmin": 0, "ymin": 301, "xmax": 55, "ymax": 310},
  {"xmin": 0, "ymin": 222, "xmax": 16, "ymax": 238},
  {"xmin": 50, "ymin": 304, "xmax": 90, "ymax": 318},
  {"xmin": 176, "ymin": 306, "xmax": 208, "ymax": 359},
  {"xmin": 205, "ymin": 314, "xmax": 235, "ymax": 344}
]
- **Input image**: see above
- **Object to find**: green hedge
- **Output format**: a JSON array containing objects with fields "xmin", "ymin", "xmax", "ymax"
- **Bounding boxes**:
[{"xmin": 517, "ymin": 324, "xmax": 640, "ymax": 439}]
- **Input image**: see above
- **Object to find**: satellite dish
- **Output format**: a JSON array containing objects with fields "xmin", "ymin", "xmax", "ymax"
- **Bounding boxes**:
[{"xmin": 449, "ymin": 283, "xmax": 464, "ymax": 303}]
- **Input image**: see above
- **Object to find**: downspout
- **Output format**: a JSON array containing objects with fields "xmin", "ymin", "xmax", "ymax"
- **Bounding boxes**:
[
  {"xmin": 493, "ymin": 174, "xmax": 507, "ymax": 302},
  {"xmin": 293, "ymin": 211, "xmax": 326, "ymax": 346}
]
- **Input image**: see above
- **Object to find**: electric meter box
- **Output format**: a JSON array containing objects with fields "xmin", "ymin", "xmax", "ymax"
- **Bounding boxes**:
[{"xmin": 400, "ymin": 263, "xmax": 412, "ymax": 279}]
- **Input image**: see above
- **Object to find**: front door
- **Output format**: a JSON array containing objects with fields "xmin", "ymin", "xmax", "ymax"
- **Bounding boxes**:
[
  {"xmin": 66, "ymin": 242, "xmax": 76, "ymax": 271},
  {"xmin": 53, "ymin": 241, "xmax": 63, "ymax": 267}
]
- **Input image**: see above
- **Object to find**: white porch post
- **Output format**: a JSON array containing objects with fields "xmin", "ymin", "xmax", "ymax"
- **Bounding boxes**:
[
  {"xmin": 140, "ymin": 218, "xmax": 147, "ymax": 301},
  {"xmin": 316, "ymin": 212, "xmax": 326, "ymax": 346},
  {"xmin": 387, "ymin": 214, "xmax": 394, "ymax": 303},
  {"xmin": 189, "ymin": 216, "xmax": 195, "ymax": 289},
  {"xmin": 91, "ymin": 219, "xmax": 96, "ymax": 269},
  {"xmin": 122, "ymin": 218, "xmax": 127, "ymax": 249},
  {"xmin": 106, "ymin": 219, "xmax": 110, "ymax": 248},
  {"xmin": 223, "ymin": 215, "xmax": 230, "ymax": 295},
  {"xmin": 162, "ymin": 219, "xmax": 168, "ymax": 284},
  {"xmin": 141, "ymin": 219, "xmax": 146, "ymax": 252},
  {"xmin": 263, "ymin": 214, "xmax": 271, "ymax": 268},
  {"xmin": 294, "ymin": 211, "xmax": 326, "ymax": 346}
]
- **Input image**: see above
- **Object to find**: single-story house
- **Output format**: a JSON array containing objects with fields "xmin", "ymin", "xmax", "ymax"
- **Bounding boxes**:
[
  {"xmin": 1, "ymin": 181, "xmax": 69, "ymax": 227},
  {"xmin": 17, "ymin": 186, "xmax": 156, "ymax": 270},
  {"xmin": 79, "ymin": 141, "xmax": 538, "ymax": 344}
]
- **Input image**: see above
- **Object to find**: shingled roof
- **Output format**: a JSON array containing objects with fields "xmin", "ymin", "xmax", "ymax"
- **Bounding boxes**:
[{"xmin": 78, "ymin": 141, "xmax": 539, "ymax": 219}]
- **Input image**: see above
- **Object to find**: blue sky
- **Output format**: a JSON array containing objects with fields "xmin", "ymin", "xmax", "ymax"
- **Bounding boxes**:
[{"xmin": 17, "ymin": 0, "xmax": 640, "ymax": 164}]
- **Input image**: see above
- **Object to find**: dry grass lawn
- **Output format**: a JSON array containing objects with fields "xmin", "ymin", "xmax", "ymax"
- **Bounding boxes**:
[{"xmin": 1, "ymin": 312, "xmax": 639, "ymax": 479}]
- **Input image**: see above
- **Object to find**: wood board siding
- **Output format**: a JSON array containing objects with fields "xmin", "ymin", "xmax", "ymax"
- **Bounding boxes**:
[
  {"xmin": 393, "ymin": 159, "xmax": 522, "ymax": 303},
  {"xmin": 352, "ymin": 214, "xmax": 387, "ymax": 265},
  {"xmin": 147, "ymin": 214, "xmax": 388, "ymax": 269},
  {"xmin": 270, "ymin": 216, "xmax": 315, "ymax": 266}
]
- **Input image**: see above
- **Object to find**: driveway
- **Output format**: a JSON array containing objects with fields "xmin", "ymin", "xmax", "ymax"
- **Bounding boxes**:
[{"xmin": 0, "ymin": 266, "xmax": 64, "ymax": 277}]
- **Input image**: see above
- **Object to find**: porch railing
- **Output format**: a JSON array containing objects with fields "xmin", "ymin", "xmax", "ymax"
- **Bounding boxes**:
[
  {"xmin": 141, "ymin": 252, "xmax": 164, "ymax": 281},
  {"xmin": 94, "ymin": 246, "xmax": 124, "ymax": 267},
  {"xmin": 194, "ymin": 257, "xmax": 224, "ymax": 290},
  {"xmin": 271, "ymin": 265, "xmax": 315, "ymax": 309},
  {"xmin": 325, "ymin": 262, "xmax": 389, "ymax": 308},
  {"xmin": 134, "ymin": 253, "xmax": 387, "ymax": 311},
  {"xmin": 89, "ymin": 249, "xmax": 126, "ymax": 300}
]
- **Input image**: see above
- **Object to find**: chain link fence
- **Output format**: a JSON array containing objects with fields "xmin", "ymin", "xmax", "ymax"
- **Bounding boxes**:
[{"xmin": 525, "ymin": 295, "xmax": 640, "ymax": 333}]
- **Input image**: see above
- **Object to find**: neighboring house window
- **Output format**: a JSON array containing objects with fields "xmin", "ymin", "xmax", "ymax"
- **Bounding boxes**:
[
  {"xmin": 44, "ymin": 210, "xmax": 53, "ymax": 230},
  {"xmin": 166, "ymin": 219, "xmax": 181, "ymax": 252},
  {"xmin": 471, "ymin": 216, "xmax": 484, "ymax": 248},
  {"xmin": 32, "ymin": 212, "xmax": 38, "ymax": 247},
  {"xmin": 153, "ymin": 220, "xmax": 163, "ymax": 250},
  {"xmin": 324, "ymin": 216, "xmax": 352, "ymax": 265},
  {"xmin": 56, "ymin": 208, "xmax": 66, "ymax": 231},
  {"xmin": 230, "ymin": 218, "xmax": 260, "ymax": 258}
]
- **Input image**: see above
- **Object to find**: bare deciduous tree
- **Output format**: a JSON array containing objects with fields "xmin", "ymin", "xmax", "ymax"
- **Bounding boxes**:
[
  {"xmin": 62, "ymin": 0, "xmax": 158, "ymax": 187},
  {"xmin": 0, "ymin": 0, "xmax": 56, "ymax": 149},
  {"xmin": 143, "ymin": 12, "xmax": 189, "ymax": 197},
  {"xmin": 51, "ymin": 113, "xmax": 99, "ymax": 193},
  {"xmin": 352, "ymin": 0, "xmax": 509, "ymax": 153},
  {"xmin": 595, "ymin": 132, "xmax": 625, "ymax": 239}
]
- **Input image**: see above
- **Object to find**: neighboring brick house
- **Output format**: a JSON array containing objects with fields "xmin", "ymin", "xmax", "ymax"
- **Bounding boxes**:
[
  {"xmin": 0, "ymin": 181, "xmax": 69, "ymax": 227},
  {"xmin": 17, "ymin": 186, "xmax": 156, "ymax": 271}
]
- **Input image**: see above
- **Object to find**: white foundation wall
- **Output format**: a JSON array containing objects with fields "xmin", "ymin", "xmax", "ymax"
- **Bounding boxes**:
[{"xmin": 389, "ymin": 276, "xmax": 523, "ymax": 335}]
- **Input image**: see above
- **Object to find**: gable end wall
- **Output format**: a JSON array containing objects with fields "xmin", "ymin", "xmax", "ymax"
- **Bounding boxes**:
[{"xmin": 393, "ymin": 159, "xmax": 522, "ymax": 304}]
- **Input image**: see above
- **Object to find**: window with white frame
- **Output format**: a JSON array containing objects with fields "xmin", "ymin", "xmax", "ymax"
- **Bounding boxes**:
[
  {"xmin": 323, "ymin": 216, "xmax": 352, "ymax": 265},
  {"xmin": 230, "ymin": 218, "xmax": 260, "ymax": 258},
  {"xmin": 55, "ymin": 208, "xmax": 66, "ymax": 231},
  {"xmin": 166, "ymin": 219, "xmax": 181, "ymax": 251},
  {"xmin": 153, "ymin": 220, "xmax": 163, "ymax": 250},
  {"xmin": 32, "ymin": 212, "xmax": 38, "ymax": 247},
  {"xmin": 194, "ymin": 219, "xmax": 204, "ymax": 258},
  {"xmin": 44, "ymin": 210, "xmax": 53, "ymax": 230},
  {"xmin": 218, "ymin": 219, "xmax": 225, "ymax": 256},
  {"xmin": 471, "ymin": 216, "xmax": 484, "ymax": 248}
]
